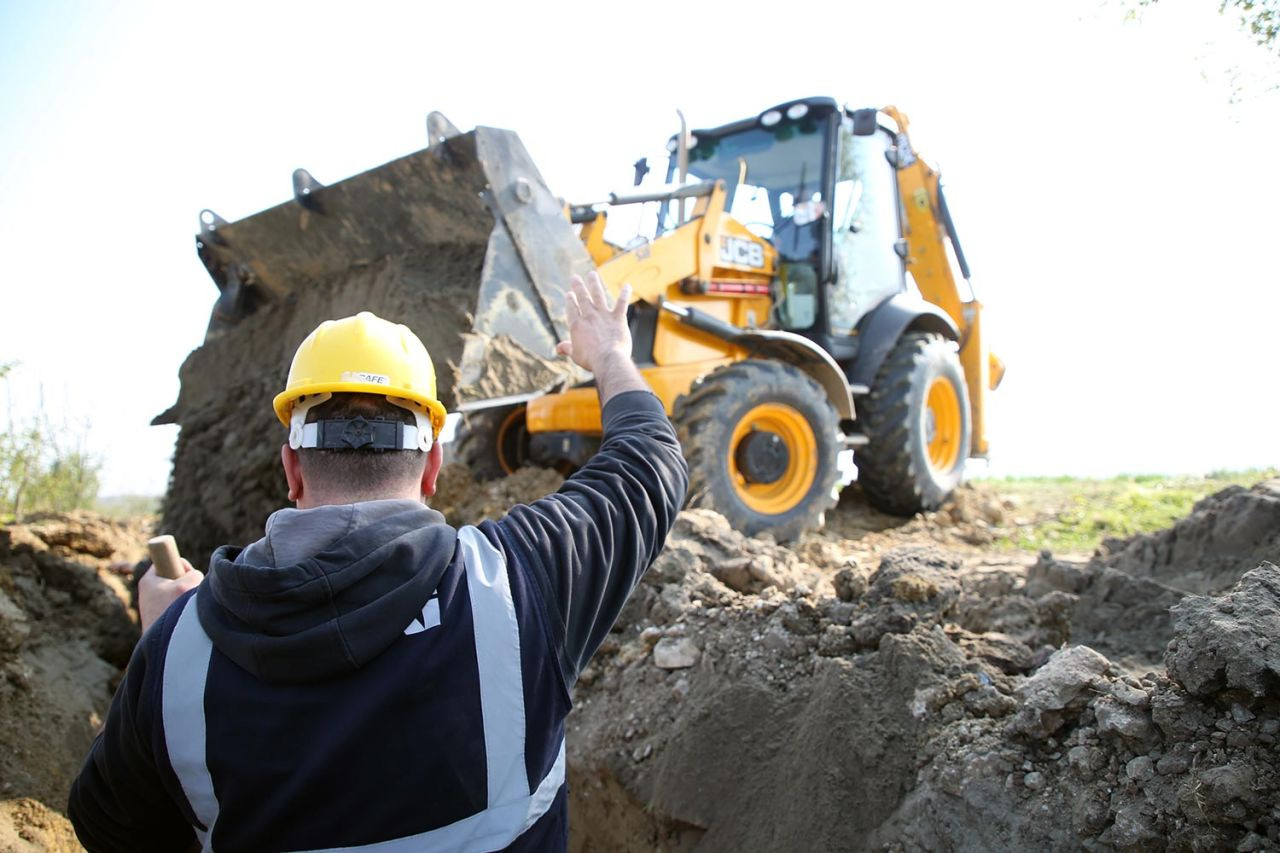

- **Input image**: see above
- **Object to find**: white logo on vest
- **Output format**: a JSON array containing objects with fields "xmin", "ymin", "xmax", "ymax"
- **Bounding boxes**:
[{"xmin": 403, "ymin": 597, "xmax": 441, "ymax": 635}]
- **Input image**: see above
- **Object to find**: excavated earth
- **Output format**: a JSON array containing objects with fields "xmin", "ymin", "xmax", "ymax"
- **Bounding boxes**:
[{"xmin": 3, "ymin": 480, "xmax": 1279, "ymax": 851}]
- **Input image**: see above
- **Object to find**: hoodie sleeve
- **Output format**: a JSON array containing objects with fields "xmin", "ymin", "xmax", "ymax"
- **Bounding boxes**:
[
  {"xmin": 484, "ymin": 390, "xmax": 687, "ymax": 687},
  {"xmin": 68, "ymin": 605, "xmax": 197, "ymax": 853}
]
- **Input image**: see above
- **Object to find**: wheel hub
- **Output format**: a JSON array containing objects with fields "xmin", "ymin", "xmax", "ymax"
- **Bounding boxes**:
[{"xmin": 734, "ymin": 430, "xmax": 790, "ymax": 484}]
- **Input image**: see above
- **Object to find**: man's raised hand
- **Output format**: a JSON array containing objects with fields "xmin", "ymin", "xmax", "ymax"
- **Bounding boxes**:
[{"xmin": 555, "ymin": 272, "xmax": 632, "ymax": 375}]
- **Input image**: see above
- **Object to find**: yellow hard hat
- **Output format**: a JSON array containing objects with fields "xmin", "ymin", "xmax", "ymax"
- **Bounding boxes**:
[{"xmin": 273, "ymin": 312, "xmax": 448, "ymax": 451}]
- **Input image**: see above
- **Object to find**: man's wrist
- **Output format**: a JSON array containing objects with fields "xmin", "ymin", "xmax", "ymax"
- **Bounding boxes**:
[
  {"xmin": 593, "ymin": 348, "xmax": 647, "ymax": 406},
  {"xmin": 592, "ymin": 347, "xmax": 633, "ymax": 375}
]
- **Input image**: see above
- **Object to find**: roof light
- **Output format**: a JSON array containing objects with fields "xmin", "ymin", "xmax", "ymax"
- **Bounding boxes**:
[
  {"xmin": 666, "ymin": 138, "xmax": 678, "ymax": 153},
  {"xmin": 786, "ymin": 103, "xmax": 809, "ymax": 120},
  {"xmin": 760, "ymin": 110, "xmax": 782, "ymax": 127}
]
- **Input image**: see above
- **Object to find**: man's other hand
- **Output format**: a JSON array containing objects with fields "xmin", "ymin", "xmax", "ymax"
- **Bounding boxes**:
[{"xmin": 138, "ymin": 561, "xmax": 204, "ymax": 633}]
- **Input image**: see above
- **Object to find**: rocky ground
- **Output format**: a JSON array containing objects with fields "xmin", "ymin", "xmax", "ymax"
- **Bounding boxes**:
[
  {"xmin": 2, "ymin": 479, "xmax": 1277, "ymax": 851},
  {"xmin": 562, "ymin": 480, "xmax": 1280, "ymax": 852}
]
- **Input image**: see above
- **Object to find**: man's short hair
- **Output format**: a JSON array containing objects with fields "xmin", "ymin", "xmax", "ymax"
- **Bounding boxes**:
[{"xmin": 297, "ymin": 393, "xmax": 424, "ymax": 499}]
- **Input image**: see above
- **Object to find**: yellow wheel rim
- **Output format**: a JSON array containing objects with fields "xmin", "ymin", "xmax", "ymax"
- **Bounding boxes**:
[
  {"xmin": 496, "ymin": 406, "xmax": 527, "ymax": 475},
  {"xmin": 727, "ymin": 403, "xmax": 818, "ymax": 514},
  {"xmin": 924, "ymin": 377, "xmax": 962, "ymax": 473}
]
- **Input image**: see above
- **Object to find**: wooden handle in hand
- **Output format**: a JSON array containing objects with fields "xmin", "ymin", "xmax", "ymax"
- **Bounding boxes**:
[{"xmin": 147, "ymin": 535, "xmax": 186, "ymax": 580}]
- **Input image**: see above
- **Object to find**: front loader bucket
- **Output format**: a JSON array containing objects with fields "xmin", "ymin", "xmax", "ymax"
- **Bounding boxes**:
[
  {"xmin": 160, "ymin": 124, "xmax": 593, "ymax": 566},
  {"xmin": 194, "ymin": 125, "xmax": 592, "ymax": 407}
]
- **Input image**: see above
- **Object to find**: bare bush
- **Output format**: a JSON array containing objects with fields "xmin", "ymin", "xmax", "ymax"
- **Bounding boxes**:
[{"xmin": 1, "ymin": 363, "xmax": 102, "ymax": 520}]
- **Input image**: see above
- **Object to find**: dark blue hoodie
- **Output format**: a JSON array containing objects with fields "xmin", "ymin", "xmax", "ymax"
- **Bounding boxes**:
[{"xmin": 69, "ymin": 390, "xmax": 687, "ymax": 852}]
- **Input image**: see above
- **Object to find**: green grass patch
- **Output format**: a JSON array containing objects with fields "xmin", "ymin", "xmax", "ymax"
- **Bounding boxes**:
[{"xmin": 975, "ymin": 469, "xmax": 1277, "ymax": 554}]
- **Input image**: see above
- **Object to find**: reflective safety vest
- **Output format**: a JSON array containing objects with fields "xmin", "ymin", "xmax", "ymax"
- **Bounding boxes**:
[{"xmin": 160, "ymin": 527, "xmax": 566, "ymax": 852}]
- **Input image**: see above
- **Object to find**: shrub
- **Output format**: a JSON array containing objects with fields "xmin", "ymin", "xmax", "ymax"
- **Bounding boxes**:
[{"xmin": 1, "ymin": 363, "xmax": 102, "ymax": 520}]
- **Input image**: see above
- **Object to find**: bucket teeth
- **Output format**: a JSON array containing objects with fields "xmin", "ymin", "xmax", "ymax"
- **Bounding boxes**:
[
  {"xmin": 292, "ymin": 169, "xmax": 325, "ymax": 212},
  {"xmin": 198, "ymin": 209, "xmax": 229, "ymax": 247},
  {"xmin": 426, "ymin": 111, "xmax": 461, "ymax": 146}
]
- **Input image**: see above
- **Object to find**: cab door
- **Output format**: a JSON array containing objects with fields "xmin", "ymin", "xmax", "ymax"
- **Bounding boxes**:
[{"xmin": 828, "ymin": 116, "xmax": 906, "ymax": 336}]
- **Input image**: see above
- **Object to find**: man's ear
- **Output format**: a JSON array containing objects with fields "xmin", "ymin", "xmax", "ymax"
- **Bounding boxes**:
[
  {"xmin": 420, "ymin": 441, "xmax": 444, "ymax": 498},
  {"xmin": 282, "ymin": 444, "xmax": 305, "ymax": 504}
]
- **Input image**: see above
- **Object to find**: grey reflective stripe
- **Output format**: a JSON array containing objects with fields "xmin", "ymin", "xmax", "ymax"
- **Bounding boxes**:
[
  {"xmin": 457, "ymin": 525, "xmax": 528, "ymax": 807},
  {"xmin": 301, "ymin": 741, "xmax": 566, "ymax": 853},
  {"xmin": 161, "ymin": 594, "xmax": 218, "ymax": 851},
  {"xmin": 161, "ymin": 530, "xmax": 565, "ymax": 852}
]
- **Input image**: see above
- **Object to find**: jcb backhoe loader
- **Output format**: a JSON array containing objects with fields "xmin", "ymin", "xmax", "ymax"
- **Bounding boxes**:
[{"xmin": 179, "ymin": 98, "xmax": 1003, "ymax": 549}]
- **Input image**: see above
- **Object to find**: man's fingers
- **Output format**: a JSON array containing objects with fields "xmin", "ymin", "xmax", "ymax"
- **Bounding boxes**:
[
  {"xmin": 555, "ymin": 341, "xmax": 573, "ymax": 357},
  {"xmin": 586, "ymin": 271, "xmax": 608, "ymax": 308},
  {"xmin": 614, "ymin": 283, "xmax": 632, "ymax": 316},
  {"xmin": 570, "ymin": 278, "xmax": 590, "ymax": 313},
  {"xmin": 576, "ymin": 275, "xmax": 598, "ymax": 309},
  {"xmin": 565, "ymin": 290, "xmax": 582, "ymax": 321}
]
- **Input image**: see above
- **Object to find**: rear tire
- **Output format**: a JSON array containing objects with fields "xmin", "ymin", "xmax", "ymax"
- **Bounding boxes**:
[
  {"xmin": 453, "ymin": 405, "xmax": 529, "ymax": 480},
  {"xmin": 855, "ymin": 332, "xmax": 971, "ymax": 515},
  {"xmin": 673, "ymin": 360, "xmax": 840, "ymax": 542}
]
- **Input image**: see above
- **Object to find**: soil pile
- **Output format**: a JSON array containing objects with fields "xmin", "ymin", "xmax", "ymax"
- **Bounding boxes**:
[
  {"xmin": 0, "ymin": 513, "xmax": 144, "ymax": 848},
  {"xmin": 1098, "ymin": 479, "xmax": 1280, "ymax": 594},
  {"xmin": 1025, "ymin": 479, "xmax": 1280, "ymax": 668},
  {"xmin": 430, "ymin": 462, "xmax": 565, "ymax": 528},
  {"xmin": 566, "ymin": 502, "xmax": 1280, "ymax": 851}
]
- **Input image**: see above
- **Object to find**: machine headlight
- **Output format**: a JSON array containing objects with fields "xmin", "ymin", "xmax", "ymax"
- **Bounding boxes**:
[
  {"xmin": 759, "ymin": 110, "xmax": 782, "ymax": 127},
  {"xmin": 786, "ymin": 103, "xmax": 809, "ymax": 120}
]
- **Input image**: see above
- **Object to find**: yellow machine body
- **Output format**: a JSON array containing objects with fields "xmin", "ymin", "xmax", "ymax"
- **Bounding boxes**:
[{"xmin": 529, "ymin": 105, "xmax": 999, "ymax": 458}]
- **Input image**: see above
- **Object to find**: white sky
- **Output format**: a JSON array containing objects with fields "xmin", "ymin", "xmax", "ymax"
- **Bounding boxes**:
[{"xmin": 2, "ymin": 0, "xmax": 1278, "ymax": 496}]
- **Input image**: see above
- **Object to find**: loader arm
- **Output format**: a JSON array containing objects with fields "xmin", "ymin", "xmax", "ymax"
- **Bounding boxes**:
[{"xmin": 880, "ymin": 106, "xmax": 1003, "ymax": 456}]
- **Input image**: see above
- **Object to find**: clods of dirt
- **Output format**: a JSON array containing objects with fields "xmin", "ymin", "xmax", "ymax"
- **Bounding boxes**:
[
  {"xmin": 430, "ymin": 462, "xmax": 565, "ymax": 528},
  {"xmin": 566, "ymin": 502, "xmax": 1280, "ymax": 852},
  {"xmin": 0, "ymin": 514, "xmax": 143, "ymax": 846},
  {"xmin": 0, "ymin": 798, "xmax": 82, "ymax": 852}
]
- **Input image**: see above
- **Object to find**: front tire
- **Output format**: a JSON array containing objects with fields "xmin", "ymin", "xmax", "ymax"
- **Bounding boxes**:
[
  {"xmin": 452, "ymin": 405, "xmax": 529, "ymax": 480},
  {"xmin": 855, "ymin": 332, "xmax": 971, "ymax": 515},
  {"xmin": 674, "ymin": 360, "xmax": 840, "ymax": 542}
]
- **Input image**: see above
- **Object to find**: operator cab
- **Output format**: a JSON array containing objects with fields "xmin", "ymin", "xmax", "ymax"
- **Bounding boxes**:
[{"xmin": 661, "ymin": 98, "xmax": 907, "ymax": 359}]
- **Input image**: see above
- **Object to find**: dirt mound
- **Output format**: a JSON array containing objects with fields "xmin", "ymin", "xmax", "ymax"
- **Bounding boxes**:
[
  {"xmin": 887, "ymin": 562, "xmax": 1280, "ymax": 851},
  {"xmin": 1018, "ymin": 480, "xmax": 1280, "ymax": 671},
  {"xmin": 430, "ymin": 462, "xmax": 566, "ymax": 527},
  {"xmin": 1099, "ymin": 479, "xmax": 1280, "ymax": 594},
  {"xmin": 0, "ymin": 513, "xmax": 146, "ymax": 848},
  {"xmin": 0, "ymin": 798, "xmax": 82, "ymax": 852},
  {"xmin": 567, "ymin": 508, "xmax": 1044, "ymax": 851},
  {"xmin": 567, "ymin": 505, "xmax": 1280, "ymax": 851}
]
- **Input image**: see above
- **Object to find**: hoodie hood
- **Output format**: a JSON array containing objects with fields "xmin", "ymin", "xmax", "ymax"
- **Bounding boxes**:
[{"xmin": 197, "ymin": 500, "xmax": 457, "ymax": 684}]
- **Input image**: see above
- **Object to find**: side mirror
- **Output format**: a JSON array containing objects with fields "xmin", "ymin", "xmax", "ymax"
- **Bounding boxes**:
[
  {"xmin": 851, "ymin": 109, "xmax": 878, "ymax": 137},
  {"xmin": 633, "ymin": 157, "xmax": 650, "ymax": 187}
]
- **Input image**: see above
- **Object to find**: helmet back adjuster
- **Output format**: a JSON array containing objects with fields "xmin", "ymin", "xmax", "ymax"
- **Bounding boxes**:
[
  {"xmin": 299, "ymin": 417, "xmax": 422, "ymax": 451},
  {"xmin": 287, "ymin": 392, "xmax": 434, "ymax": 453}
]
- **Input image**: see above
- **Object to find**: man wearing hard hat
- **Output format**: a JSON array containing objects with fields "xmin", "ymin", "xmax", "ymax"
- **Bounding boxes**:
[{"xmin": 69, "ymin": 273, "xmax": 688, "ymax": 851}]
